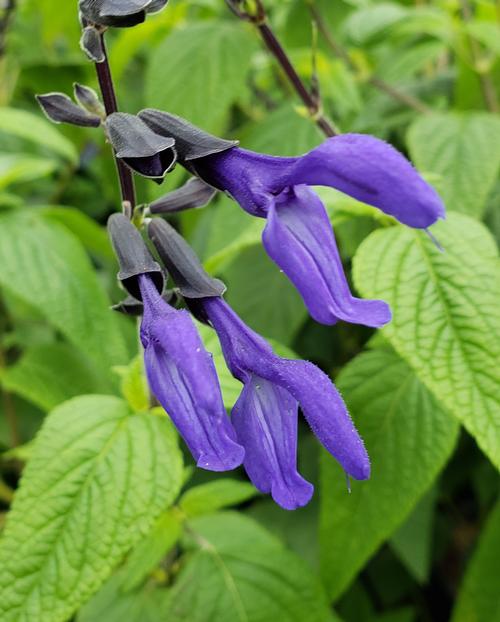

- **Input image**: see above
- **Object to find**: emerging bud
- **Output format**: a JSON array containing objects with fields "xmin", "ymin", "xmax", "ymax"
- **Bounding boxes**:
[
  {"xmin": 79, "ymin": 0, "xmax": 168, "ymax": 28},
  {"xmin": 148, "ymin": 218, "xmax": 226, "ymax": 299},
  {"xmin": 105, "ymin": 113, "xmax": 176, "ymax": 181},
  {"xmin": 107, "ymin": 213, "xmax": 164, "ymax": 299},
  {"xmin": 80, "ymin": 25, "xmax": 105, "ymax": 62},
  {"xmin": 36, "ymin": 93, "xmax": 101, "ymax": 127},
  {"xmin": 74, "ymin": 83, "xmax": 105, "ymax": 118},
  {"xmin": 149, "ymin": 177, "xmax": 217, "ymax": 214},
  {"xmin": 138, "ymin": 109, "xmax": 238, "ymax": 164}
]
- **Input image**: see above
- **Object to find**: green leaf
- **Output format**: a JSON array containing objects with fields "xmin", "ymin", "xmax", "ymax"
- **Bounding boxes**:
[
  {"xmin": 114, "ymin": 355, "xmax": 150, "ymax": 413},
  {"xmin": 0, "ymin": 108, "xmax": 78, "ymax": 164},
  {"xmin": 0, "ymin": 396, "xmax": 183, "ymax": 622},
  {"xmin": 0, "ymin": 154, "xmax": 57, "ymax": 189},
  {"xmin": 452, "ymin": 500, "xmax": 500, "ymax": 622},
  {"xmin": 147, "ymin": 22, "xmax": 257, "ymax": 134},
  {"xmin": 344, "ymin": 3, "xmax": 407, "ymax": 44},
  {"xmin": 465, "ymin": 21, "xmax": 500, "ymax": 56},
  {"xmin": 353, "ymin": 214, "xmax": 500, "ymax": 469},
  {"xmin": 180, "ymin": 480, "xmax": 258, "ymax": 517},
  {"xmin": 168, "ymin": 512, "xmax": 336, "ymax": 622},
  {"xmin": 0, "ymin": 342, "xmax": 107, "ymax": 411},
  {"xmin": 320, "ymin": 348, "xmax": 459, "ymax": 599},
  {"xmin": 390, "ymin": 487, "xmax": 437, "ymax": 583},
  {"xmin": 0, "ymin": 211, "xmax": 129, "ymax": 384},
  {"xmin": 407, "ymin": 113, "xmax": 500, "ymax": 217}
]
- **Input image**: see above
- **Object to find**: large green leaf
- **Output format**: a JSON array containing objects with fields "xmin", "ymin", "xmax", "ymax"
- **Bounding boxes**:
[
  {"xmin": 167, "ymin": 512, "xmax": 337, "ymax": 622},
  {"xmin": 452, "ymin": 500, "xmax": 500, "ymax": 622},
  {"xmin": 320, "ymin": 349, "xmax": 459, "ymax": 599},
  {"xmin": 407, "ymin": 113, "xmax": 500, "ymax": 217},
  {"xmin": 0, "ymin": 342, "xmax": 107, "ymax": 411},
  {"xmin": 0, "ymin": 108, "xmax": 78, "ymax": 164},
  {"xmin": 353, "ymin": 214, "xmax": 500, "ymax": 469},
  {"xmin": 146, "ymin": 22, "xmax": 256, "ymax": 134},
  {"xmin": 0, "ymin": 212, "xmax": 128, "ymax": 383},
  {"xmin": 0, "ymin": 396, "xmax": 183, "ymax": 622}
]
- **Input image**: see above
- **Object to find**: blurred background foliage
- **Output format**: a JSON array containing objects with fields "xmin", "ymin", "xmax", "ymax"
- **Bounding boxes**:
[{"xmin": 0, "ymin": 0, "xmax": 499, "ymax": 621}]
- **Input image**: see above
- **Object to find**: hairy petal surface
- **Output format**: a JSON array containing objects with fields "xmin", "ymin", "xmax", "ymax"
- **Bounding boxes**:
[
  {"xmin": 262, "ymin": 185, "xmax": 391, "ymax": 327},
  {"xmin": 139, "ymin": 275, "xmax": 244, "ymax": 471},
  {"xmin": 232, "ymin": 375, "xmax": 313, "ymax": 510}
]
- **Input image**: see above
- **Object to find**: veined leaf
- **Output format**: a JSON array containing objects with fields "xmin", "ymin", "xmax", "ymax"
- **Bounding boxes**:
[
  {"xmin": 0, "ymin": 211, "xmax": 129, "ymax": 384},
  {"xmin": 0, "ymin": 396, "xmax": 183, "ymax": 622},
  {"xmin": 452, "ymin": 499, "xmax": 500, "ymax": 622},
  {"xmin": 147, "ymin": 22, "xmax": 257, "ymax": 134},
  {"xmin": 353, "ymin": 214, "xmax": 500, "ymax": 469},
  {"xmin": 180, "ymin": 479, "xmax": 258, "ymax": 517},
  {"xmin": 407, "ymin": 113, "xmax": 500, "ymax": 218},
  {"xmin": 168, "ymin": 512, "xmax": 337, "ymax": 622},
  {"xmin": 320, "ymin": 349, "xmax": 459, "ymax": 599}
]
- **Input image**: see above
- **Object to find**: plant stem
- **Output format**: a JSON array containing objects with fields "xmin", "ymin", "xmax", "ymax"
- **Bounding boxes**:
[
  {"xmin": 309, "ymin": 3, "xmax": 432, "ymax": 115},
  {"xmin": 95, "ymin": 32, "xmax": 136, "ymax": 212},
  {"xmin": 227, "ymin": 0, "xmax": 339, "ymax": 137},
  {"xmin": 460, "ymin": 0, "xmax": 499, "ymax": 113}
]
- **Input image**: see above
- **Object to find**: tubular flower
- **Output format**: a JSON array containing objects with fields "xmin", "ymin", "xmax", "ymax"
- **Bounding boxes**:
[
  {"xmin": 138, "ymin": 273, "xmax": 244, "ymax": 472},
  {"xmin": 139, "ymin": 110, "xmax": 445, "ymax": 327},
  {"xmin": 198, "ymin": 295, "xmax": 370, "ymax": 510}
]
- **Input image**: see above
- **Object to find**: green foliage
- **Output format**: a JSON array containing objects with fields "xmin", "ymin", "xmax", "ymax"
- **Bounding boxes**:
[
  {"xmin": 353, "ymin": 214, "xmax": 500, "ymax": 470},
  {"xmin": 180, "ymin": 479, "xmax": 259, "ymax": 517},
  {"xmin": 0, "ymin": 396, "xmax": 183, "ymax": 622},
  {"xmin": 320, "ymin": 348, "xmax": 459, "ymax": 599}
]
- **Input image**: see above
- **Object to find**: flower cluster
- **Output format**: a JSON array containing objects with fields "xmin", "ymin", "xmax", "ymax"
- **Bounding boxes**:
[{"xmin": 37, "ymin": 0, "xmax": 445, "ymax": 507}]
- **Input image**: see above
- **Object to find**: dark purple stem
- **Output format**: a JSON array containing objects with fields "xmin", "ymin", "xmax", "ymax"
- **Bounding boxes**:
[{"xmin": 95, "ymin": 32, "xmax": 136, "ymax": 211}]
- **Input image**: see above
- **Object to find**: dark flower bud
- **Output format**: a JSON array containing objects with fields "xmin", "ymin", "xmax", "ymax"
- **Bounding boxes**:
[
  {"xmin": 138, "ymin": 109, "xmax": 238, "ymax": 163},
  {"xmin": 149, "ymin": 177, "xmax": 217, "ymax": 214},
  {"xmin": 105, "ymin": 113, "xmax": 176, "ymax": 181},
  {"xmin": 36, "ymin": 93, "xmax": 101, "ymax": 127},
  {"xmin": 79, "ymin": 0, "xmax": 168, "ymax": 28},
  {"xmin": 74, "ymin": 83, "xmax": 105, "ymax": 118},
  {"xmin": 80, "ymin": 25, "xmax": 105, "ymax": 62},
  {"xmin": 148, "ymin": 218, "xmax": 226, "ymax": 299},
  {"xmin": 108, "ymin": 213, "xmax": 164, "ymax": 299}
]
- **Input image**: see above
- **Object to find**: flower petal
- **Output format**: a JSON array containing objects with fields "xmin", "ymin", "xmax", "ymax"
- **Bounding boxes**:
[
  {"xmin": 262, "ymin": 185, "xmax": 391, "ymax": 327},
  {"xmin": 271, "ymin": 359, "xmax": 370, "ymax": 481},
  {"xmin": 232, "ymin": 375, "xmax": 313, "ymax": 510},
  {"xmin": 139, "ymin": 276, "xmax": 244, "ymax": 471},
  {"xmin": 274, "ymin": 134, "xmax": 445, "ymax": 229}
]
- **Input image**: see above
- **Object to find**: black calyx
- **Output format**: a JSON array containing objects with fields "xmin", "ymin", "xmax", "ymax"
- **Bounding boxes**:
[
  {"xmin": 74, "ymin": 83, "xmax": 105, "ymax": 118},
  {"xmin": 79, "ymin": 0, "xmax": 168, "ymax": 28},
  {"xmin": 36, "ymin": 93, "xmax": 101, "ymax": 127},
  {"xmin": 107, "ymin": 213, "xmax": 164, "ymax": 299},
  {"xmin": 149, "ymin": 177, "xmax": 217, "ymax": 214},
  {"xmin": 105, "ymin": 113, "xmax": 176, "ymax": 181},
  {"xmin": 112, "ymin": 289, "xmax": 174, "ymax": 315},
  {"xmin": 148, "ymin": 218, "xmax": 226, "ymax": 299},
  {"xmin": 80, "ymin": 25, "xmax": 105, "ymax": 62},
  {"xmin": 138, "ymin": 109, "xmax": 238, "ymax": 163}
]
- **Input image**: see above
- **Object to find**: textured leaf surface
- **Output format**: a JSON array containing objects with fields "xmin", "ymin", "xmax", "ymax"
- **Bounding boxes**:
[
  {"xmin": 407, "ymin": 112, "xmax": 500, "ymax": 217},
  {"xmin": 0, "ymin": 342, "xmax": 107, "ymax": 411},
  {"xmin": 0, "ymin": 212, "xmax": 128, "ymax": 383},
  {"xmin": 353, "ymin": 214, "xmax": 500, "ymax": 469},
  {"xmin": 180, "ymin": 480, "xmax": 258, "ymax": 517},
  {"xmin": 0, "ymin": 396, "xmax": 183, "ymax": 622},
  {"xmin": 168, "ymin": 512, "xmax": 335, "ymax": 622},
  {"xmin": 452, "ymin": 500, "xmax": 500, "ymax": 622},
  {"xmin": 147, "ymin": 22, "xmax": 256, "ymax": 134},
  {"xmin": 320, "ymin": 349, "xmax": 459, "ymax": 599}
]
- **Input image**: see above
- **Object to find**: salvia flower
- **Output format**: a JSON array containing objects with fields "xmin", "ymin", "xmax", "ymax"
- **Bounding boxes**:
[
  {"xmin": 200, "ymin": 296, "xmax": 370, "ymax": 510},
  {"xmin": 139, "ymin": 110, "xmax": 445, "ymax": 327},
  {"xmin": 147, "ymin": 218, "xmax": 369, "ymax": 510},
  {"xmin": 138, "ymin": 274, "xmax": 244, "ymax": 472}
]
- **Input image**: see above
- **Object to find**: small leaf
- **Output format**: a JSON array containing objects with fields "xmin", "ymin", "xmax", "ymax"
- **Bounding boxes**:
[
  {"xmin": 0, "ymin": 396, "xmax": 183, "ymax": 622},
  {"xmin": 180, "ymin": 479, "xmax": 258, "ymax": 517}
]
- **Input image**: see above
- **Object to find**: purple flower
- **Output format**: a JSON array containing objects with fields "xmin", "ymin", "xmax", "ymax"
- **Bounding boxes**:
[
  {"xmin": 191, "ymin": 135, "xmax": 445, "ymax": 327},
  {"xmin": 138, "ymin": 273, "xmax": 244, "ymax": 472},
  {"xmin": 199, "ymin": 296, "xmax": 370, "ymax": 510}
]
